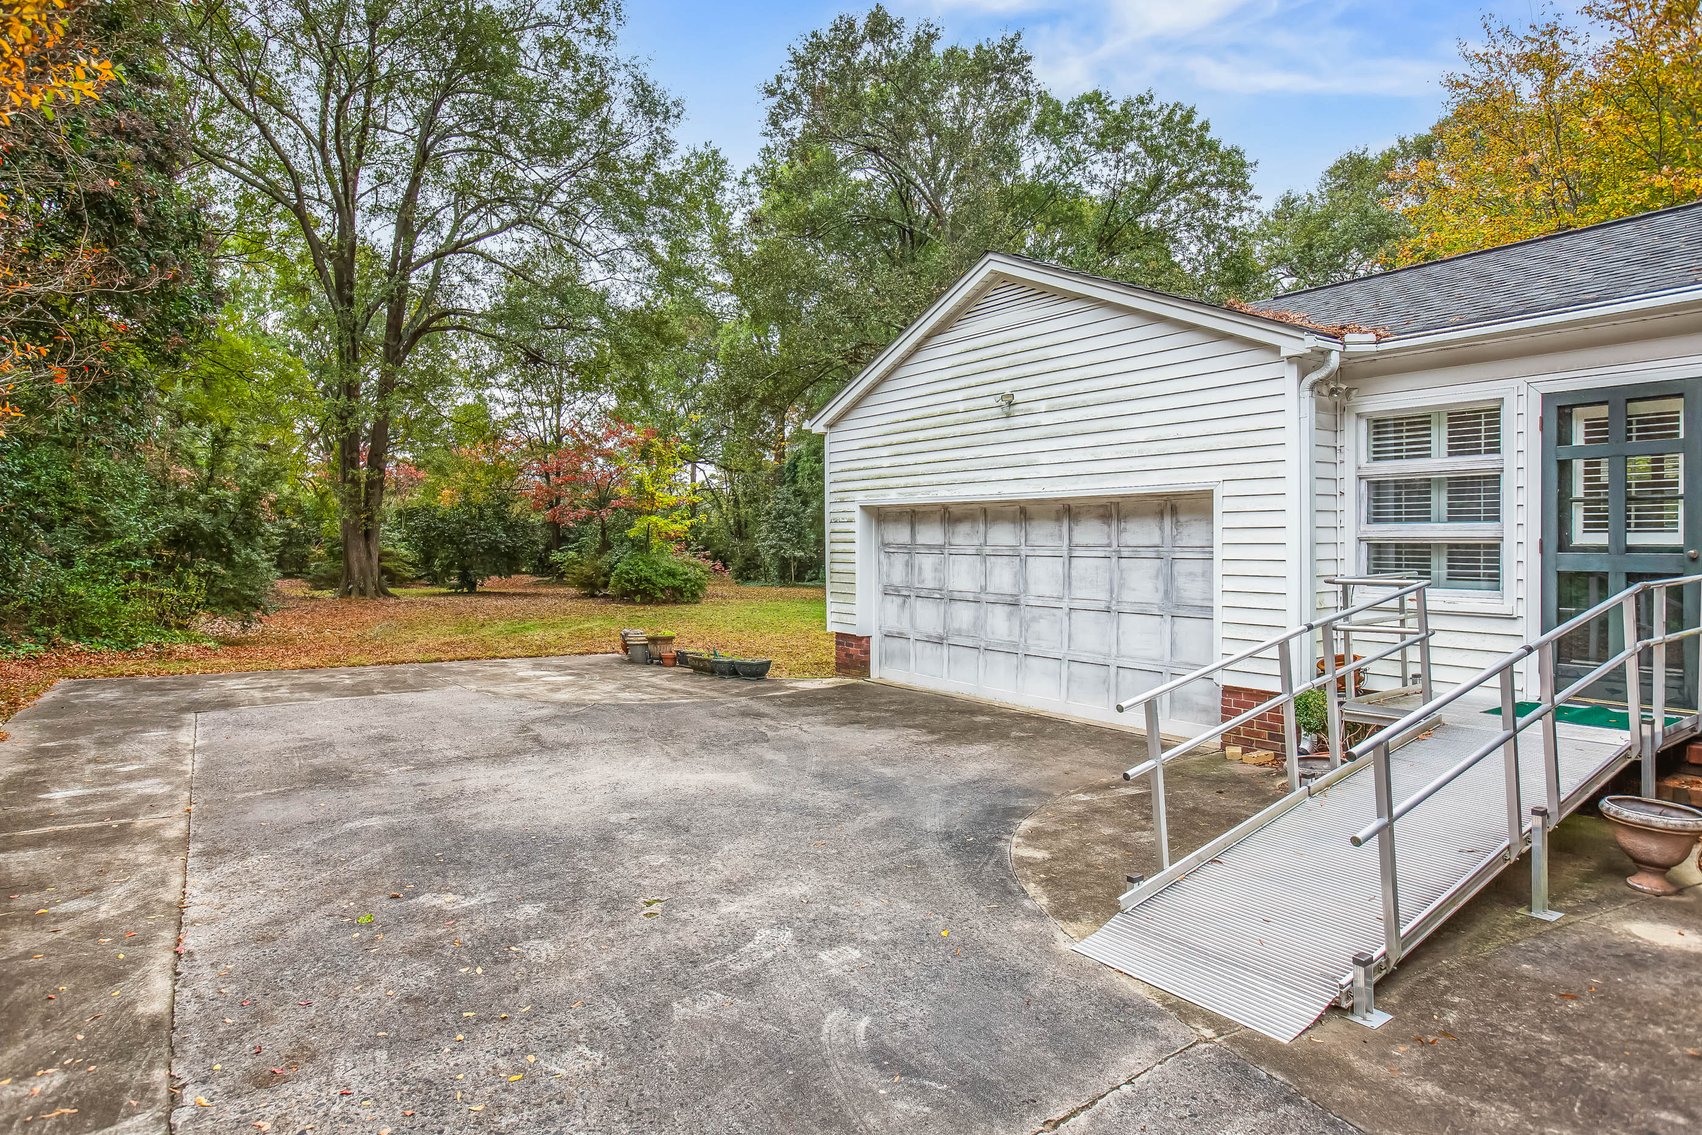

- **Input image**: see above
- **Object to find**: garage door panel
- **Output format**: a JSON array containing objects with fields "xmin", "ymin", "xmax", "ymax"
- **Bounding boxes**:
[
  {"xmin": 1025, "ymin": 505, "xmax": 1065, "ymax": 546},
  {"xmin": 1026, "ymin": 554, "xmax": 1064, "ymax": 598},
  {"xmin": 1068, "ymin": 555, "xmax": 1113, "ymax": 601},
  {"xmin": 947, "ymin": 598, "xmax": 981, "ymax": 637},
  {"xmin": 1069, "ymin": 609, "xmax": 1114, "ymax": 655},
  {"xmin": 947, "ymin": 552, "xmax": 983, "ymax": 591},
  {"xmin": 1170, "ymin": 614, "xmax": 1214, "ymax": 666},
  {"xmin": 948, "ymin": 644, "xmax": 979, "ymax": 683},
  {"xmin": 1070, "ymin": 503, "xmax": 1114, "ymax": 546},
  {"xmin": 985, "ymin": 601, "xmax": 1021, "ymax": 643},
  {"xmin": 984, "ymin": 649, "xmax": 1019, "ymax": 691},
  {"xmin": 1020, "ymin": 655, "xmax": 1062, "ymax": 699},
  {"xmin": 948, "ymin": 508, "xmax": 984, "ymax": 545},
  {"xmin": 986, "ymin": 554, "xmax": 1022, "ymax": 595},
  {"xmin": 1172, "ymin": 555, "xmax": 1214, "ymax": 607},
  {"xmin": 1067, "ymin": 660, "xmax": 1112, "ymax": 707},
  {"xmin": 913, "ymin": 596, "xmax": 945, "ymax": 634},
  {"xmin": 986, "ymin": 507, "xmax": 1022, "ymax": 545},
  {"xmin": 1117, "ymin": 558, "xmax": 1164, "ymax": 605},
  {"xmin": 877, "ymin": 494, "xmax": 1217, "ymax": 731},
  {"xmin": 1168, "ymin": 676, "xmax": 1220, "ymax": 727},
  {"xmin": 913, "ymin": 552, "xmax": 946, "ymax": 589},
  {"xmin": 1119, "ymin": 500, "xmax": 1165, "ymax": 547},
  {"xmin": 1022, "ymin": 606, "xmax": 1064, "ymax": 649},
  {"xmin": 1117, "ymin": 611, "xmax": 1165, "ymax": 660},
  {"xmin": 1174, "ymin": 500, "xmax": 1214, "ymax": 548}
]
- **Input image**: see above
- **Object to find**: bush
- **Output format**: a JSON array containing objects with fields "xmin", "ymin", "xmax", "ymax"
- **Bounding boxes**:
[
  {"xmin": 1294, "ymin": 688, "xmax": 1329, "ymax": 737},
  {"xmin": 395, "ymin": 491, "xmax": 539, "ymax": 593},
  {"xmin": 552, "ymin": 547, "xmax": 616, "ymax": 596},
  {"xmin": 608, "ymin": 550, "xmax": 710, "ymax": 604}
]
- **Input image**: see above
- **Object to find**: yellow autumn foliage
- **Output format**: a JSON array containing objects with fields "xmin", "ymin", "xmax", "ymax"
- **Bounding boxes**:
[
  {"xmin": 0, "ymin": 0, "xmax": 115, "ymax": 125},
  {"xmin": 1396, "ymin": 0, "xmax": 1702, "ymax": 263}
]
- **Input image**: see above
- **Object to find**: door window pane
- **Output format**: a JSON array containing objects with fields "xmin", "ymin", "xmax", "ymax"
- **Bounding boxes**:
[
  {"xmin": 1627, "ymin": 396, "xmax": 1683, "ymax": 442},
  {"xmin": 1626, "ymin": 452, "xmax": 1683, "ymax": 549},
  {"xmin": 1558, "ymin": 457, "xmax": 1610, "ymax": 549},
  {"xmin": 1559, "ymin": 402, "xmax": 1610, "ymax": 446}
]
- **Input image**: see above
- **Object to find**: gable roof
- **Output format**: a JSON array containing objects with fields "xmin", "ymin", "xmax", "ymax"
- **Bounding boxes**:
[
  {"xmin": 808, "ymin": 252, "xmax": 1325, "ymax": 431},
  {"xmin": 1263, "ymin": 200, "xmax": 1702, "ymax": 338}
]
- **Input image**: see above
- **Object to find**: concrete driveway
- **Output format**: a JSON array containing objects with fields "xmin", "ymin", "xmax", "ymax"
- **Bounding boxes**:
[{"xmin": 2, "ymin": 658, "xmax": 1352, "ymax": 1134}]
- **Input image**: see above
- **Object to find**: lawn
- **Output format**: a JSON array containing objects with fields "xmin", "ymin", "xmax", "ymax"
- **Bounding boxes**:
[{"xmin": 0, "ymin": 576, "xmax": 833, "ymax": 730}]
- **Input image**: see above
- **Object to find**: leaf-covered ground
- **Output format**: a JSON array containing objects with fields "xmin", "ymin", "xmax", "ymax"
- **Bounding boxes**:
[{"xmin": 0, "ymin": 577, "xmax": 833, "ymax": 731}]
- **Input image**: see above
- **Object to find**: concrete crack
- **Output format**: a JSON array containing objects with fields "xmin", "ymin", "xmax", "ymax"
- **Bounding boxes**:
[{"xmin": 1030, "ymin": 1037, "xmax": 1206, "ymax": 1133}]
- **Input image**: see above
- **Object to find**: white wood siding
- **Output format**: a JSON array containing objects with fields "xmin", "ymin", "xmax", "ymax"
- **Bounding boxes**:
[{"xmin": 825, "ymin": 281, "xmax": 1297, "ymax": 687}]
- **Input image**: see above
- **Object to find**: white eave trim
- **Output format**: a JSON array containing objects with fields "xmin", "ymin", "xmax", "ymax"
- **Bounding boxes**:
[
  {"xmin": 1340, "ymin": 283, "xmax": 1702, "ymax": 359},
  {"xmin": 806, "ymin": 252, "xmax": 1328, "ymax": 433}
]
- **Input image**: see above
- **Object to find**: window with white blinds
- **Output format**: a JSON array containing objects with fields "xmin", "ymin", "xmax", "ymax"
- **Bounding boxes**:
[{"xmin": 1360, "ymin": 402, "xmax": 1506, "ymax": 593}]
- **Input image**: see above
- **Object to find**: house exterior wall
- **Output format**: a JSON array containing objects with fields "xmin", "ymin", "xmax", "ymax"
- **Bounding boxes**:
[
  {"xmin": 1324, "ymin": 312, "xmax": 1702, "ymax": 697},
  {"xmin": 823, "ymin": 279, "xmax": 1300, "ymax": 691}
]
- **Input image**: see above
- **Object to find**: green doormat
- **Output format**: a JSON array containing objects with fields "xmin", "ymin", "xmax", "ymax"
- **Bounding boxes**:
[{"xmin": 1485, "ymin": 701, "xmax": 1683, "ymax": 731}]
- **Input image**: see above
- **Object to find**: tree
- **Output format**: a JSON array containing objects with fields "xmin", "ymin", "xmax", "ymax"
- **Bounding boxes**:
[
  {"xmin": 526, "ymin": 417, "xmax": 643, "ymax": 560},
  {"xmin": 1397, "ymin": 0, "xmax": 1702, "ymax": 261},
  {"xmin": 395, "ymin": 439, "xmax": 537, "ymax": 592},
  {"xmin": 1255, "ymin": 137, "xmax": 1432, "ymax": 291},
  {"xmin": 1025, "ymin": 89, "xmax": 1259, "ymax": 299},
  {"xmin": 175, "ymin": 0, "xmax": 680, "ymax": 596},
  {"xmin": 1, "ymin": 0, "xmax": 207, "ymax": 430}
]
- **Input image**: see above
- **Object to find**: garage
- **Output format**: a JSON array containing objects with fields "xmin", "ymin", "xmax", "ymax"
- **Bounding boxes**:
[{"xmin": 875, "ymin": 494, "xmax": 1216, "ymax": 730}]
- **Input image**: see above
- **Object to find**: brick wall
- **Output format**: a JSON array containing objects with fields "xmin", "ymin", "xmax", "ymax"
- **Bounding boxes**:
[
  {"xmin": 1221, "ymin": 684, "xmax": 1288, "ymax": 750},
  {"xmin": 835, "ymin": 633, "xmax": 871, "ymax": 678}
]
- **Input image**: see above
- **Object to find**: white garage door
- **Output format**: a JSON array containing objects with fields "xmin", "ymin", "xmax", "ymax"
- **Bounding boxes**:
[{"xmin": 876, "ymin": 495, "xmax": 1217, "ymax": 730}]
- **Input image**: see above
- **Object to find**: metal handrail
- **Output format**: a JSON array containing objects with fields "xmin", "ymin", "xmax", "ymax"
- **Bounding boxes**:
[
  {"xmin": 1344, "ymin": 574, "xmax": 1702, "ymax": 973},
  {"xmin": 1115, "ymin": 576, "xmax": 1433, "ymax": 878}
]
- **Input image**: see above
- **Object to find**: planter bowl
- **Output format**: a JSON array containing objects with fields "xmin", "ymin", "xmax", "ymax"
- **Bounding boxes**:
[
  {"xmin": 687, "ymin": 653, "xmax": 715, "ymax": 675},
  {"xmin": 732, "ymin": 658, "xmax": 772, "ymax": 680},
  {"xmin": 709, "ymin": 657, "xmax": 739, "ymax": 678},
  {"xmin": 1599, "ymin": 795, "xmax": 1702, "ymax": 896}
]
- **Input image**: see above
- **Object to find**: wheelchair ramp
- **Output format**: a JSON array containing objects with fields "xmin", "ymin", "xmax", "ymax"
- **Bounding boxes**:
[{"xmin": 1076, "ymin": 713, "xmax": 1631, "ymax": 1042}]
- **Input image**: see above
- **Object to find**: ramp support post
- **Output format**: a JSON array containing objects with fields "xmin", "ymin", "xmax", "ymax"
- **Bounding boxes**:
[
  {"xmin": 1347, "ymin": 952, "xmax": 1391, "ymax": 1029},
  {"xmin": 1527, "ymin": 805, "xmax": 1563, "ymax": 922}
]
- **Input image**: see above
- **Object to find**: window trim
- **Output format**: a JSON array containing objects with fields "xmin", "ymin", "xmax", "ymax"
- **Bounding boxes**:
[{"xmin": 1351, "ymin": 395, "xmax": 1513, "ymax": 603}]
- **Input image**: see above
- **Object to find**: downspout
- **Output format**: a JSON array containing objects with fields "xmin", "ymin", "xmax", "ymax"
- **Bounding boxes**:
[{"xmin": 1297, "ymin": 345, "xmax": 1343, "ymax": 632}]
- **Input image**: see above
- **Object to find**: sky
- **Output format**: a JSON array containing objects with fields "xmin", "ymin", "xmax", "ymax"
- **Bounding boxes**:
[{"xmin": 619, "ymin": 0, "xmax": 1575, "ymax": 203}]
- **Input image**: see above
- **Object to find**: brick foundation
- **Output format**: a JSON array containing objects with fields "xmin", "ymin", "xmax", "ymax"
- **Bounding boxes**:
[
  {"xmin": 835, "ymin": 633, "xmax": 871, "ymax": 678},
  {"xmin": 1221, "ymin": 684, "xmax": 1288, "ymax": 750}
]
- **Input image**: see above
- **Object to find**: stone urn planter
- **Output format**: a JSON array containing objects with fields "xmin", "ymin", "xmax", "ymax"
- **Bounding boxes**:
[
  {"xmin": 675, "ymin": 649, "xmax": 705, "ymax": 671},
  {"xmin": 648, "ymin": 632, "xmax": 677, "ymax": 658},
  {"xmin": 731, "ymin": 658, "xmax": 772, "ymax": 680},
  {"xmin": 1598, "ymin": 795, "xmax": 1702, "ymax": 896},
  {"xmin": 709, "ymin": 656, "xmax": 739, "ymax": 678}
]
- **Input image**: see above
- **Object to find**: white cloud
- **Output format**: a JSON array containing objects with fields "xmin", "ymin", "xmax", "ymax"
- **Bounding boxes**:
[{"xmin": 905, "ymin": 0, "xmax": 1450, "ymax": 101}]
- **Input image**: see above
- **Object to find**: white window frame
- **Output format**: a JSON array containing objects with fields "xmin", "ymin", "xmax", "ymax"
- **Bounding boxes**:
[{"xmin": 1348, "ymin": 392, "xmax": 1513, "ymax": 607}]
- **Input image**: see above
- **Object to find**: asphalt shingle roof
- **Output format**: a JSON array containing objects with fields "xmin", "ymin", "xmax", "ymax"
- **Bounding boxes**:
[{"xmin": 1263, "ymin": 201, "xmax": 1702, "ymax": 338}]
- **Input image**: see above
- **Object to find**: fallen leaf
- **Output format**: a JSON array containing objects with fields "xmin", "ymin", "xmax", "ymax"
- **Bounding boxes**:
[
  {"xmin": 194, "ymin": 1097, "xmax": 212, "ymax": 1107},
  {"xmin": 508, "ymin": 1074, "xmax": 523, "ymax": 1082}
]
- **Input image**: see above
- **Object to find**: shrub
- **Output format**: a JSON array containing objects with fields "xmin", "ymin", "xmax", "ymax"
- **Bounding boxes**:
[
  {"xmin": 1294, "ymin": 688, "xmax": 1330, "ymax": 738},
  {"xmin": 395, "ymin": 491, "xmax": 539, "ymax": 593},
  {"xmin": 552, "ymin": 548, "xmax": 616, "ymax": 596},
  {"xmin": 608, "ymin": 550, "xmax": 710, "ymax": 604}
]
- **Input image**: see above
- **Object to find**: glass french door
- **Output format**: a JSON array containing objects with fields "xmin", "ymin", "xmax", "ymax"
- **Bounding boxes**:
[{"xmin": 1543, "ymin": 379, "xmax": 1702, "ymax": 709}]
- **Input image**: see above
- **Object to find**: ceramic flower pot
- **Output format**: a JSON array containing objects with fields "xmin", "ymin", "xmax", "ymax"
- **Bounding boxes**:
[{"xmin": 1598, "ymin": 795, "xmax": 1702, "ymax": 896}]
